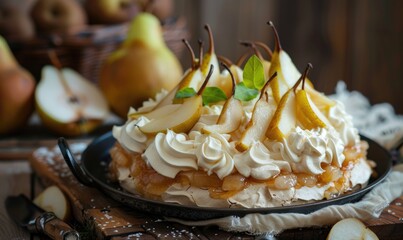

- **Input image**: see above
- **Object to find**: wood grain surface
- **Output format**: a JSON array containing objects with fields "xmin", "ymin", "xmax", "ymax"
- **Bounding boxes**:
[{"xmin": 24, "ymin": 143, "xmax": 403, "ymax": 240}]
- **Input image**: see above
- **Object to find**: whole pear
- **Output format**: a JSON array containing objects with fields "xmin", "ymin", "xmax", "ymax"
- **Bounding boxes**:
[
  {"xmin": 99, "ymin": 13, "xmax": 183, "ymax": 118},
  {"xmin": 0, "ymin": 36, "xmax": 36, "ymax": 135}
]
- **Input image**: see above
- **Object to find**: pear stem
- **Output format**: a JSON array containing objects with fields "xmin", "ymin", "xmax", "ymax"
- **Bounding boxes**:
[
  {"xmin": 182, "ymin": 39, "xmax": 197, "ymax": 70},
  {"xmin": 204, "ymin": 24, "xmax": 215, "ymax": 55},
  {"xmin": 218, "ymin": 55, "xmax": 233, "ymax": 66},
  {"xmin": 240, "ymin": 41, "xmax": 264, "ymax": 60},
  {"xmin": 236, "ymin": 49, "xmax": 253, "ymax": 67},
  {"xmin": 254, "ymin": 41, "xmax": 273, "ymax": 59},
  {"xmin": 197, "ymin": 64, "xmax": 214, "ymax": 96},
  {"xmin": 293, "ymin": 63, "xmax": 313, "ymax": 92},
  {"xmin": 259, "ymin": 72, "xmax": 277, "ymax": 101},
  {"xmin": 220, "ymin": 62, "xmax": 236, "ymax": 96},
  {"xmin": 47, "ymin": 50, "xmax": 78, "ymax": 103},
  {"xmin": 198, "ymin": 39, "xmax": 203, "ymax": 68},
  {"xmin": 267, "ymin": 21, "xmax": 282, "ymax": 52}
]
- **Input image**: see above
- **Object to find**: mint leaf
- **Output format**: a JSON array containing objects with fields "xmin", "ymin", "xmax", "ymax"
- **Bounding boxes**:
[
  {"xmin": 175, "ymin": 87, "xmax": 196, "ymax": 99},
  {"xmin": 243, "ymin": 55, "xmax": 265, "ymax": 90},
  {"xmin": 234, "ymin": 82, "xmax": 259, "ymax": 101},
  {"xmin": 202, "ymin": 87, "xmax": 227, "ymax": 105}
]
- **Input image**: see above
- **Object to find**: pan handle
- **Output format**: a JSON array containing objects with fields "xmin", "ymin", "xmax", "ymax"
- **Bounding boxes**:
[
  {"xmin": 58, "ymin": 137, "xmax": 94, "ymax": 187},
  {"xmin": 390, "ymin": 137, "xmax": 403, "ymax": 165}
]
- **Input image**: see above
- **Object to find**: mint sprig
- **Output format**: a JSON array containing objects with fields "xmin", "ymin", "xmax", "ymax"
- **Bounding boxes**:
[
  {"xmin": 202, "ymin": 87, "xmax": 227, "ymax": 105},
  {"xmin": 175, "ymin": 87, "xmax": 196, "ymax": 99},
  {"xmin": 174, "ymin": 86, "xmax": 227, "ymax": 105},
  {"xmin": 242, "ymin": 55, "xmax": 265, "ymax": 90},
  {"xmin": 234, "ymin": 82, "xmax": 259, "ymax": 101}
]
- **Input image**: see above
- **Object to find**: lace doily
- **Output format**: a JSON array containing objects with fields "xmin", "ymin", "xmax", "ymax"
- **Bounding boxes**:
[{"xmin": 330, "ymin": 81, "xmax": 403, "ymax": 150}]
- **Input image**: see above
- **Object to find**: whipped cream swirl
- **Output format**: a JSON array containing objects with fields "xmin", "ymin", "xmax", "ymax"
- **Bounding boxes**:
[
  {"xmin": 143, "ymin": 130, "xmax": 197, "ymax": 178},
  {"xmin": 234, "ymin": 141, "xmax": 291, "ymax": 180},
  {"xmin": 265, "ymin": 127, "xmax": 345, "ymax": 175},
  {"xmin": 328, "ymin": 101, "xmax": 359, "ymax": 146},
  {"xmin": 112, "ymin": 116, "xmax": 149, "ymax": 153},
  {"xmin": 193, "ymin": 132, "xmax": 235, "ymax": 179}
]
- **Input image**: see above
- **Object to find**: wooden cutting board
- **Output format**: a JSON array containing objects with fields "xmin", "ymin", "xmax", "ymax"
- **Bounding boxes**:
[{"xmin": 29, "ymin": 143, "xmax": 403, "ymax": 239}]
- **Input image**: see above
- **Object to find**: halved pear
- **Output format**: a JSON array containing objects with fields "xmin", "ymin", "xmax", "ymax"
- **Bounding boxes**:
[
  {"xmin": 139, "ymin": 65, "xmax": 214, "ymax": 135},
  {"xmin": 36, "ymin": 65, "xmax": 109, "ymax": 136},
  {"xmin": 202, "ymin": 63, "xmax": 243, "ymax": 134},
  {"xmin": 294, "ymin": 64, "xmax": 332, "ymax": 129},
  {"xmin": 33, "ymin": 185, "xmax": 71, "ymax": 221},
  {"xmin": 237, "ymin": 73, "xmax": 277, "ymax": 151},
  {"xmin": 326, "ymin": 218, "xmax": 379, "ymax": 240}
]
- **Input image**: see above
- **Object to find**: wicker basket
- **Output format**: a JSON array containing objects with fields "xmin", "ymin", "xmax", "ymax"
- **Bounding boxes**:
[{"xmin": 9, "ymin": 17, "xmax": 189, "ymax": 84}]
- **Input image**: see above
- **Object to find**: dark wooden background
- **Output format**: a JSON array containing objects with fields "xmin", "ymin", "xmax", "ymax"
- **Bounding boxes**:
[{"xmin": 173, "ymin": 0, "xmax": 403, "ymax": 114}]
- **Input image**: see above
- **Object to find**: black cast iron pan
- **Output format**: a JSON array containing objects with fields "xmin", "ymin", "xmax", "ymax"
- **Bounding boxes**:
[{"xmin": 58, "ymin": 132, "xmax": 400, "ymax": 220}]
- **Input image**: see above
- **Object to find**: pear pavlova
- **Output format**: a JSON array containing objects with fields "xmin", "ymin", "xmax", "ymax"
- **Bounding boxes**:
[{"xmin": 109, "ymin": 23, "xmax": 374, "ymax": 208}]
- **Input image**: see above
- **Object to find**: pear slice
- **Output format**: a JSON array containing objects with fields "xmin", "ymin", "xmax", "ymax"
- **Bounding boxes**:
[
  {"xmin": 33, "ymin": 185, "xmax": 71, "ymax": 221},
  {"xmin": 128, "ymin": 103, "xmax": 181, "ymax": 120},
  {"xmin": 36, "ymin": 65, "xmax": 109, "ymax": 136},
  {"xmin": 173, "ymin": 39, "xmax": 204, "ymax": 104},
  {"xmin": 305, "ymin": 85, "xmax": 336, "ymax": 112},
  {"xmin": 237, "ymin": 73, "xmax": 277, "ymax": 151},
  {"xmin": 294, "ymin": 64, "xmax": 332, "ymax": 129},
  {"xmin": 202, "ymin": 63, "xmax": 243, "ymax": 134},
  {"xmin": 139, "ymin": 65, "xmax": 214, "ymax": 135},
  {"xmin": 326, "ymin": 218, "xmax": 379, "ymax": 240},
  {"xmin": 201, "ymin": 24, "xmax": 220, "ymax": 86},
  {"xmin": 267, "ymin": 22, "xmax": 302, "ymax": 103}
]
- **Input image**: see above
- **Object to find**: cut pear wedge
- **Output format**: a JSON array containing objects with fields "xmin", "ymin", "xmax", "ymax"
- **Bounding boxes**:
[
  {"xmin": 294, "ymin": 64, "xmax": 332, "ymax": 130},
  {"xmin": 267, "ymin": 22, "xmax": 304, "ymax": 104},
  {"xmin": 296, "ymin": 89, "xmax": 332, "ymax": 129},
  {"xmin": 202, "ymin": 63, "xmax": 243, "ymax": 134},
  {"xmin": 139, "ymin": 96, "xmax": 203, "ymax": 134},
  {"xmin": 128, "ymin": 103, "xmax": 181, "ymax": 120},
  {"xmin": 265, "ymin": 89, "xmax": 296, "ymax": 141},
  {"xmin": 237, "ymin": 73, "xmax": 277, "ymax": 150},
  {"xmin": 139, "ymin": 65, "xmax": 214, "ymax": 135},
  {"xmin": 201, "ymin": 24, "xmax": 220, "ymax": 86},
  {"xmin": 202, "ymin": 96, "xmax": 243, "ymax": 134}
]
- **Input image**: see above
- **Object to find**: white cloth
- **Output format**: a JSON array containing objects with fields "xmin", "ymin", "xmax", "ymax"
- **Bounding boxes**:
[{"xmin": 168, "ymin": 81, "xmax": 403, "ymax": 237}]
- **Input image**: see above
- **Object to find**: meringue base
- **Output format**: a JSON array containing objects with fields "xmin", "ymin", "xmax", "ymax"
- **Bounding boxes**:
[{"xmin": 109, "ymin": 141, "xmax": 373, "ymax": 208}]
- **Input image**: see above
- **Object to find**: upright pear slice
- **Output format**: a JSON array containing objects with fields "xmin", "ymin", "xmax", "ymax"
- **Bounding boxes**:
[
  {"xmin": 265, "ymin": 67, "xmax": 306, "ymax": 141},
  {"xmin": 139, "ymin": 65, "xmax": 214, "ymax": 135},
  {"xmin": 294, "ymin": 64, "xmax": 332, "ymax": 129},
  {"xmin": 237, "ymin": 73, "xmax": 277, "ymax": 151},
  {"xmin": 201, "ymin": 24, "xmax": 220, "ymax": 86},
  {"xmin": 173, "ymin": 39, "xmax": 203, "ymax": 104},
  {"xmin": 202, "ymin": 63, "xmax": 243, "ymax": 134},
  {"xmin": 267, "ymin": 22, "xmax": 302, "ymax": 103}
]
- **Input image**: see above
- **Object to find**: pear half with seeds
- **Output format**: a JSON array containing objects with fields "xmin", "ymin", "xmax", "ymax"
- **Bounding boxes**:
[
  {"xmin": 139, "ymin": 65, "xmax": 214, "ymax": 135},
  {"xmin": 36, "ymin": 65, "xmax": 109, "ymax": 136}
]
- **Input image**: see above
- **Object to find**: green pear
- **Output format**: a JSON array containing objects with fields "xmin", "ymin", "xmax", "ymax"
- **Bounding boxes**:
[
  {"xmin": 0, "ymin": 35, "xmax": 36, "ymax": 135},
  {"xmin": 100, "ymin": 13, "xmax": 183, "ymax": 118}
]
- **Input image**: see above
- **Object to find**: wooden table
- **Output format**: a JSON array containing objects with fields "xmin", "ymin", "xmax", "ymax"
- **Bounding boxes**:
[{"xmin": 1, "ymin": 136, "xmax": 403, "ymax": 239}]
